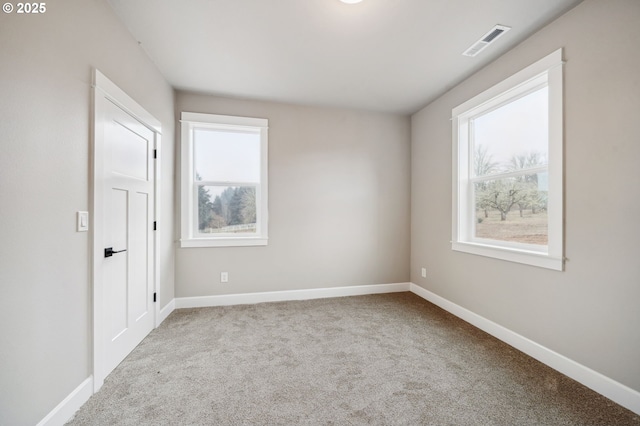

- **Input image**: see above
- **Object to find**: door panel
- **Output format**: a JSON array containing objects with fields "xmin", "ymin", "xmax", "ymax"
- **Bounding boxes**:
[
  {"xmin": 93, "ymin": 70, "xmax": 162, "ymax": 391},
  {"xmin": 102, "ymin": 100, "xmax": 155, "ymax": 376},
  {"xmin": 130, "ymin": 191, "xmax": 149, "ymax": 321},
  {"xmin": 107, "ymin": 187, "xmax": 128, "ymax": 341},
  {"xmin": 111, "ymin": 119, "xmax": 149, "ymax": 181}
]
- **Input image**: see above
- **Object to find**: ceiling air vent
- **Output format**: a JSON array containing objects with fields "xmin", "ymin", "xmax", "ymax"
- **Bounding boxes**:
[{"xmin": 462, "ymin": 25, "xmax": 511, "ymax": 57}]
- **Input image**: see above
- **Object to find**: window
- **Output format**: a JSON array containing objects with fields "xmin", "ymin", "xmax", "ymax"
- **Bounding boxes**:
[
  {"xmin": 451, "ymin": 49, "xmax": 563, "ymax": 270},
  {"xmin": 180, "ymin": 112, "xmax": 268, "ymax": 247}
]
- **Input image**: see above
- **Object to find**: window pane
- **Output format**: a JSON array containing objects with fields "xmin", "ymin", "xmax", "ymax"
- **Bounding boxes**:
[
  {"xmin": 472, "ymin": 87, "xmax": 548, "ymax": 177},
  {"xmin": 474, "ymin": 173, "xmax": 548, "ymax": 245},
  {"xmin": 194, "ymin": 129, "xmax": 260, "ymax": 182},
  {"xmin": 197, "ymin": 185, "xmax": 257, "ymax": 234}
]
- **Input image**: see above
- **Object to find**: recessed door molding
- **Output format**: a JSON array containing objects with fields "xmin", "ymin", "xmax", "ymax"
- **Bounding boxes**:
[{"xmin": 91, "ymin": 69, "xmax": 162, "ymax": 392}]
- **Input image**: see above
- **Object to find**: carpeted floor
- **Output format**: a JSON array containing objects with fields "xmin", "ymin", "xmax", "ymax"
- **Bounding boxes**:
[{"xmin": 68, "ymin": 292, "xmax": 639, "ymax": 425}]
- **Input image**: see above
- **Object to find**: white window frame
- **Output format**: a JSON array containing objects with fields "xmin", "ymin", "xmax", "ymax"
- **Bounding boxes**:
[
  {"xmin": 451, "ymin": 49, "xmax": 564, "ymax": 271},
  {"xmin": 180, "ymin": 112, "xmax": 268, "ymax": 248}
]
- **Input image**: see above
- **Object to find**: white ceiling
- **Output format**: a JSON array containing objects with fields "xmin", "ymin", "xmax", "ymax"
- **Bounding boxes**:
[{"xmin": 108, "ymin": 0, "xmax": 582, "ymax": 115}]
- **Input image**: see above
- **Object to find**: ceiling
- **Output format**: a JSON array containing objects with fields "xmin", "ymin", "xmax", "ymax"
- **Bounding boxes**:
[{"xmin": 107, "ymin": 0, "xmax": 582, "ymax": 115}]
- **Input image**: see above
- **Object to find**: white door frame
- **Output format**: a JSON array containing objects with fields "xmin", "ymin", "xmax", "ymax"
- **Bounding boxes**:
[{"xmin": 91, "ymin": 69, "xmax": 162, "ymax": 392}]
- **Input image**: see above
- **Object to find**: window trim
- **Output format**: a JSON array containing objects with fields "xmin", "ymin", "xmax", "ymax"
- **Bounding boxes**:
[
  {"xmin": 180, "ymin": 112, "xmax": 268, "ymax": 248},
  {"xmin": 451, "ymin": 49, "xmax": 564, "ymax": 271}
]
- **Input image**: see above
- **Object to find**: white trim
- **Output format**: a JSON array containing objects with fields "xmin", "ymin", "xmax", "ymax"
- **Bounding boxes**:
[
  {"xmin": 409, "ymin": 283, "xmax": 640, "ymax": 415},
  {"xmin": 93, "ymin": 72, "xmax": 161, "ymax": 133},
  {"xmin": 452, "ymin": 49, "xmax": 563, "ymax": 117},
  {"xmin": 452, "ymin": 241, "xmax": 563, "ymax": 271},
  {"xmin": 157, "ymin": 298, "xmax": 176, "ymax": 326},
  {"xmin": 153, "ymin": 134, "xmax": 162, "ymax": 328},
  {"xmin": 36, "ymin": 376, "xmax": 93, "ymax": 426},
  {"xmin": 181, "ymin": 111, "xmax": 268, "ymax": 128},
  {"xmin": 40, "ymin": 284, "xmax": 640, "ymax": 424},
  {"xmin": 175, "ymin": 283, "xmax": 411, "ymax": 308},
  {"xmin": 180, "ymin": 237, "xmax": 268, "ymax": 248},
  {"xmin": 180, "ymin": 112, "xmax": 269, "ymax": 248},
  {"xmin": 92, "ymin": 69, "xmax": 160, "ymax": 392},
  {"xmin": 91, "ymin": 71, "xmax": 105, "ymax": 392},
  {"xmin": 451, "ymin": 48, "xmax": 564, "ymax": 271}
]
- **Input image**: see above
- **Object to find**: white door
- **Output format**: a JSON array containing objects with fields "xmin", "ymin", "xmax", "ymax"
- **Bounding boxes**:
[{"xmin": 101, "ymin": 99, "xmax": 155, "ymax": 377}]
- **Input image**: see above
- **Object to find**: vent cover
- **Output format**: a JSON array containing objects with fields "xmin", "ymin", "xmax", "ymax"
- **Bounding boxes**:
[{"xmin": 463, "ymin": 25, "xmax": 511, "ymax": 57}]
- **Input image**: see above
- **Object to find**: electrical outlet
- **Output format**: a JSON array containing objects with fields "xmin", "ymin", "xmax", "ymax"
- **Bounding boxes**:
[
  {"xmin": 421, "ymin": 267, "xmax": 426, "ymax": 278},
  {"xmin": 220, "ymin": 272, "xmax": 229, "ymax": 283}
]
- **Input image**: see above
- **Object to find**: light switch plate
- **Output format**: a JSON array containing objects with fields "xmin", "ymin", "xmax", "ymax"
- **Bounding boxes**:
[{"xmin": 77, "ymin": 211, "xmax": 89, "ymax": 232}]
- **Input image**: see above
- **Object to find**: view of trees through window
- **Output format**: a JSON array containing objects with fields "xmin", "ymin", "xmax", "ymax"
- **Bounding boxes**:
[
  {"xmin": 473, "ymin": 149, "xmax": 548, "ymax": 245},
  {"xmin": 198, "ymin": 184, "xmax": 256, "ymax": 234},
  {"xmin": 471, "ymin": 86, "xmax": 549, "ymax": 246},
  {"xmin": 192, "ymin": 128, "xmax": 260, "ymax": 235}
]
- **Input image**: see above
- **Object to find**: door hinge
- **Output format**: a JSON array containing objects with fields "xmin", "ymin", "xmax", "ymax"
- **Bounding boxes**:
[
  {"xmin": 153, "ymin": 149, "xmax": 157, "ymax": 159},
  {"xmin": 153, "ymin": 292, "xmax": 157, "ymax": 303},
  {"xmin": 153, "ymin": 221, "xmax": 157, "ymax": 231}
]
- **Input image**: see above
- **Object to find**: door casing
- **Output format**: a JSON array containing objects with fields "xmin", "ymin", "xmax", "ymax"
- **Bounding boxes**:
[{"xmin": 91, "ymin": 69, "xmax": 162, "ymax": 392}]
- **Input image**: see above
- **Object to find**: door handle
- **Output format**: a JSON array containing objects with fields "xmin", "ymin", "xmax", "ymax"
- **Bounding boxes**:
[{"xmin": 104, "ymin": 247, "xmax": 127, "ymax": 258}]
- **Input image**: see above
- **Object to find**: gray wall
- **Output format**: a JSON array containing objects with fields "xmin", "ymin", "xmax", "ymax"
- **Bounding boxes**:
[
  {"xmin": 2, "ymin": 0, "xmax": 637, "ymax": 423},
  {"xmin": 0, "ymin": 1, "xmax": 175, "ymax": 425},
  {"xmin": 411, "ymin": 0, "xmax": 640, "ymax": 393},
  {"xmin": 175, "ymin": 92, "xmax": 410, "ymax": 297}
]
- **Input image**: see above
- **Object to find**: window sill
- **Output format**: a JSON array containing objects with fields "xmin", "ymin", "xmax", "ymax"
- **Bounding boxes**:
[
  {"xmin": 452, "ymin": 241, "xmax": 563, "ymax": 271},
  {"xmin": 180, "ymin": 237, "xmax": 268, "ymax": 248}
]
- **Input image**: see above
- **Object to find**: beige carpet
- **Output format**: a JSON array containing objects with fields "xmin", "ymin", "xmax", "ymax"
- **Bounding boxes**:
[{"xmin": 68, "ymin": 293, "xmax": 639, "ymax": 425}]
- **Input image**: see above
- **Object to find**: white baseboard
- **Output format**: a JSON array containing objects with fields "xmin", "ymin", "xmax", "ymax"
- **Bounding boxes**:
[
  {"xmin": 37, "ymin": 376, "xmax": 93, "ymax": 426},
  {"xmin": 35, "ymin": 283, "xmax": 640, "ymax": 425},
  {"xmin": 38, "ymin": 284, "xmax": 410, "ymax": 425},
  {"xmin": 409, "ymin": 283, "xmax": 640, "ymax": 416},
  {"xmin": 157, "ymin": 298, "xmax": 175, "ymax": 327},
  {"xmin": 175, "ymin": 282, "xmax": 411, "ymax": 309}
]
